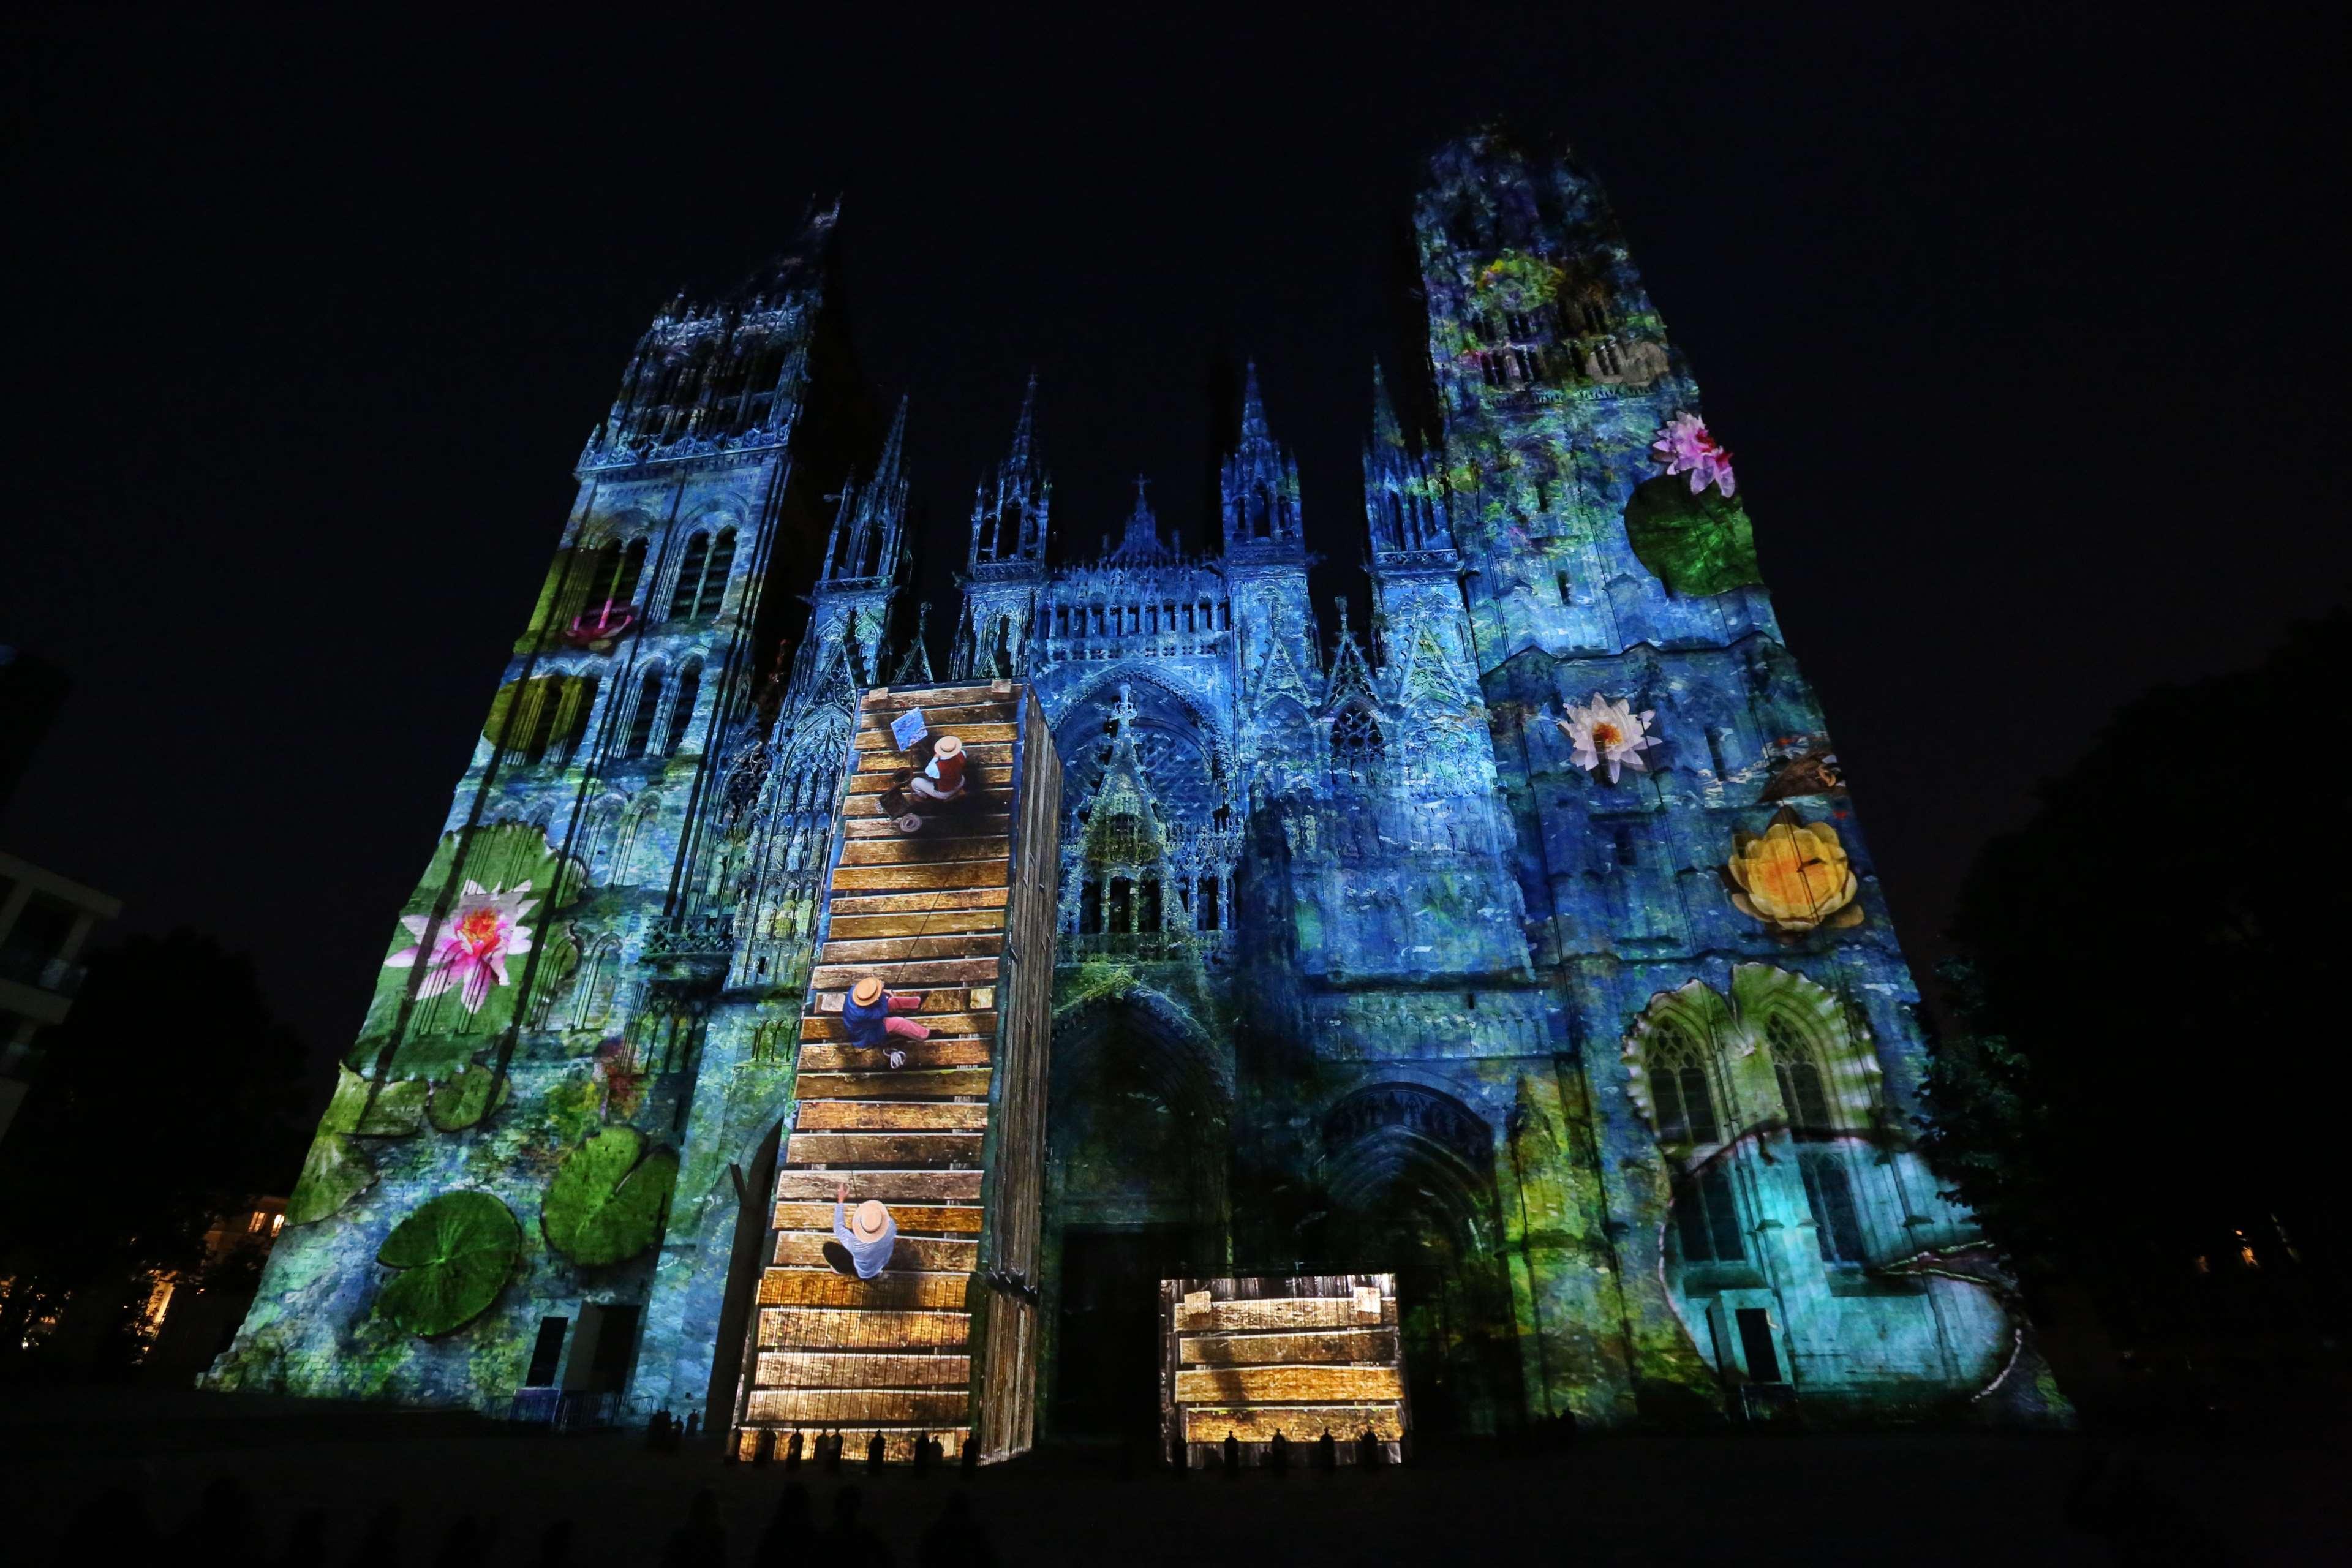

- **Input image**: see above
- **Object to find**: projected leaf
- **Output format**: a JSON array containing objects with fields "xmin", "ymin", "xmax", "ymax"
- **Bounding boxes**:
[
  {"xmin": 1623, "ymin": 475, "xmax": 1763, "ymax": 597},
  {"xmin": 427, "ymin": 1065, "xmax": 510, "ymax": 1133},
  {"xmin": 285, "ymin": 1067, "xmax": 426, "ymax": 1223},
  {"xmin": 285, "ymin": 1070, "xmax": 380, "ymax": 1225},
  {"xmin": 377, "ymin": 1191, "xmax": 522, "ymax": 1337},
  {"xmin": 352, "ymin": 1079, "xmax": 427, "ymax": 1136},
  {"xmin": 541, "ymin": 1126, "xmax": 679, "ymax": 1267}
]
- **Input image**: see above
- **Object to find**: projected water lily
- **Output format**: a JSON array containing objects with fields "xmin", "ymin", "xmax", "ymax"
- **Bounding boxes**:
[
  {"xmin": 1651, "ymin": 412, "xmax": 1736, "ymax": 497},
  {"xmin": 1558, "ymin": 693, "xmax": 1658, "ymax": 782},
  {"xmin": 1724, "ymin": 809, "xmax": 1864, "ymax": 934},
  {"xmin": 385, "ymin": 880, "xmax": 538, "ymax": 1014}
]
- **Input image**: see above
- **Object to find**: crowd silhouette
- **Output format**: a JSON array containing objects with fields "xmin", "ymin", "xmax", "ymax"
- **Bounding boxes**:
[{"xmin": 43, "ymin": 1470, "xmax": 1008, "ymax": 1567}]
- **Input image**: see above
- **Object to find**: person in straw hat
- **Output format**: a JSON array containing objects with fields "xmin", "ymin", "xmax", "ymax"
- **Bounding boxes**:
[
  {"xmin": 843, "ymin": 974, "xmax": 927, "ymax": 1069},
  {"xmin": 908, "ymin": 732, "xmax": 967, "ymax": 803},
  {"xmin": 825, "ymin": 1179, "xmax": 897, "ymax": 1280}
]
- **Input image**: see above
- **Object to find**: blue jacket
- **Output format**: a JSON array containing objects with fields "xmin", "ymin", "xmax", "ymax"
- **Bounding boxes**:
[
  {"xmin": 832, "ymin": 1200, "xmax": 898, "ymax": 1280},
  {"xmin": 842, "ymin": 992, "xmax": 891, "ymax": 1048}
]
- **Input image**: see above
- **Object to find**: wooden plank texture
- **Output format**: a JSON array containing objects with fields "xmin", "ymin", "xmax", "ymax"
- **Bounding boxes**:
[
  {"xmin": 745, "ymin": 1389, "xmax": 971, "ymax": 1425},
  {"xmin": 800, "ymin": 1010, "xmax": 993, "ymax": 1039},
  {"xmin": 735, "ymin": 680, "xmax": 1053, "ymax": 1469},
  {"xmin": 809, "ymin": 955, "xmax": 1003, "ymax": 986},
  {"xmin": 823, "ymin": 907, "xmax": 1007, "ymax": 937},
  {"xmin": 772, "ymin": 1202, "xmax": 984, "ymax": 1234},
  {"xmin": 1178, "ymin": 1328, "xmax": 1398, "ymax": 1366},
  {"xmin": 757, "ymin": 1307, "xmax": 970, "ymax": 1350},
  {"xmin": 773, "ymin": 1232, "xmax": 978, "ymax": 1272},
  {"xmin": 795, "ymin": 1041, "xmax": 992, "ymax": 1072},
  {"xmin": 1174, "ymin": 1365, "xmax": 1406, "ymax": 1404},
  {"xmin": 783, "ymin": 1131, "xmax": 984, "ymax": 1166},
  {"xmin": 754, "ymin": 1352, "xmax": 973, "ymax": 1389},
  {"xmin": 791, "ymin": 1068, "xmax": 993, "ymax": 1099},
  {"xmin": 770, "ymin": 1170, "xmax": 984, "ymax": 1204},
  {"xmin": 794, "ymin": 1100, "xmax": 990, "ymax": 1131},
  {"xmin": 815, "ymin": 933, "xmax": 1005, "ymax": 963},
  {"xmin": 1176, "ymin": 1297, "xmax": 1401, "ymax": 1332},
  {"xmin": 757, "ymin": 1270, "xmax": 970, "ymax": 1310},
  {"xmin": 836, "ymin": 837, "xmax": 1010, "ymax": 867},
  {"xmin": 823, "ymin": 887, "xmax": 1007, "ymax": 916}
]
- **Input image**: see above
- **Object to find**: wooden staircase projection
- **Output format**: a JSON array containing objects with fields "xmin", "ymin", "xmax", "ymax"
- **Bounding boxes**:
[{"xmin": 731, "ymin": 682, "xmax": 1060, "ymax": 1464}]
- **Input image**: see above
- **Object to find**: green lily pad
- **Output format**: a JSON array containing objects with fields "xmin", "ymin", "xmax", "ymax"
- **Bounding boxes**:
[
  {"xmin": 377, "ymin": 1191, "xmax": 522, "ymax": 1337},
  {"xmin": 1623, "ymin": 473, "xmax": 1763, "ymax": 597},
  {"xmin": 286, "ymin": 1068, "xmax": 394, "ymax": 1224},
  {"xmin": 285, "ymin": 1124, "xmax": 378, "ymax": 1226},
  {"xmin": 385, "ymin": 1033, "xmax": 477, "ymax": 1082},
  {"xmin": 541, "ymin": 1127, "xmax": 679, "ymax": 1267},
  {"xmin": 353, "ymin": 1078, "xmax": 428, "ymax": 1137},
  {"xmin": 428, "ymin": 1065, "xmax": 511, "ymax": 1133}
]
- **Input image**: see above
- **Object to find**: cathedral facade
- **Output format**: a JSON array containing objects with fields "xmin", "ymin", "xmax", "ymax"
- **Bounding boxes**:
[{"xmin": 211, "ymin": 131, "xmax": 2049, "ymax": 1434}]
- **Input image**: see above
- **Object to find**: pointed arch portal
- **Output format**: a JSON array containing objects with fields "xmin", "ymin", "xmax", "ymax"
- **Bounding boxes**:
[
  {"xmin": 1044, "ymin": 987, "xmax": 1232, "ymax": 1438},
  {"xmin": 1314, "ymin": 1082, "xmax": 1526, "ymax": 1436}
]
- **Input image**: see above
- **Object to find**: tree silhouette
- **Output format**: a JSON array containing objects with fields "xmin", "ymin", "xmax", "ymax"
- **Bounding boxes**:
[
  {"xmin": 1924, "ymin": 609, "xmax": 2348, "ymax": 1331},
  {"xmin": 0, "ymin": 930, "xmax": 307, "ymax": 1371}
]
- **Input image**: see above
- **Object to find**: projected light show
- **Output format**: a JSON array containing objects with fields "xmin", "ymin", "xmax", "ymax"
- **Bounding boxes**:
[{"xmin": 204, "ymin": 128, "xmax": 2065, "ymax": 1453}]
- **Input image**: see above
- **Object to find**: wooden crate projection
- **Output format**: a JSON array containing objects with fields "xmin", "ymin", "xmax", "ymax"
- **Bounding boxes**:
[
  {"xmin": 1161, "ymin": 1274, "xmax": 1409, "ymax": 1467},
  {"xmin": 729, "ymin": 681, "xmax": 1061, "ymax": 1465}
]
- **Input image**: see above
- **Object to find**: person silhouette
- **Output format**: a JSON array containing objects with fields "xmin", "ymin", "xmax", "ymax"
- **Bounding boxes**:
[
  {"xmin": 48, "ymin": 1484, "xmax": 156, "ymax": 1566},
  {"xmin": 752, "ymin": 1482, "xmax": 812, "ymax": 1568},
  {"xmin": 659, "ymin": 1488, "xmax": 726, "ymax": 1568},
  {"xmin": 918, "ymin": 1491, "xmax": 996, "ymax": 1568},
  {"xmin": 171, "ymin": 1474, "xmax": 261, "ymax": 1566},
  {"xmin": 430, "ymin": 1514, "xmax": 496, "ymax": 1568},
  {"xmin": 821, "ymin": 1487, "xmax": 893, "ymax": 1564}
]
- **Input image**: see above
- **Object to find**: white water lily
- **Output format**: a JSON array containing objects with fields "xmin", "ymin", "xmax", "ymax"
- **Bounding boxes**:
[{"xmin": 1558, "ymin": 693, "xmax": 1658, "ymax": 783}]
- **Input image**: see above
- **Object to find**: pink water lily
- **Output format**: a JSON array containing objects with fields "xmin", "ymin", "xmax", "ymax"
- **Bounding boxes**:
[
  {"xmin": 385, "ymin": 880, "xmax": 537, "ymax": 1014},
  {"xmin": 1651, "ymin": 412, "xmax": 1736, "ymax": 497}
]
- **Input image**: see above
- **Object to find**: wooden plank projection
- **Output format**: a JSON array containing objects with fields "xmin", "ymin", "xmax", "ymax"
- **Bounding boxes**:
[
  {"xmin": 727, "ymin": 681, "xmax": 1061, "ymax": 1467},
  {"xmin": 1159, "ymin": 1275, "xmax": 1410, "ymax": 1468}
]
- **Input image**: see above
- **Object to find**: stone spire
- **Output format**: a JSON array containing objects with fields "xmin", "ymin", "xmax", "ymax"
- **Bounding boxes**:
[
  {"xmin": 969, "ymin": 372, "xmax": 1050, "ymax": 569},
  {"xmin": 1221, "ymin": 360, "xmax": 1303, "ymax": 553}
]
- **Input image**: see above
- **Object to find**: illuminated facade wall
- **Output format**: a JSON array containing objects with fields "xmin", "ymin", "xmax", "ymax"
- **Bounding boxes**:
[
  {"xmin": 213, "ymin": 137, "xmax": 2052, "ymax": 1432},
  {"xmin": 959, "ymin": 134, "xmax": 2049, "ymax": 1430}
]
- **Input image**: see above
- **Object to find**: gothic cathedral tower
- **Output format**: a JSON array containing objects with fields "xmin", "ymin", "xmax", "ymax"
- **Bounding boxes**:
[{"xmin": 209, "ymin": 205, "xmax": 907, "ymax": 1424}]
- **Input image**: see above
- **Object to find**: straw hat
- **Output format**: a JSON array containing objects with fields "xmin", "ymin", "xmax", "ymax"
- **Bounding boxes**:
[
  {"xmin": 933, "ymin": 734, "xmax": 963, "ymax": 759},
  {"xmin": 850, "ymin": 976, "xmax": 884, "ymax": 1007},
  {"xmin": 850, "ymin": 1200, "xmax": 891, "ymax": 1242}
]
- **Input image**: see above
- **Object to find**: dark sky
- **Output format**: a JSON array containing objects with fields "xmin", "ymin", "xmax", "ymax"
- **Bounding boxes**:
[{"xmin": 4, "ymin": 12, "xmax": 2342, "ymax": 1082}]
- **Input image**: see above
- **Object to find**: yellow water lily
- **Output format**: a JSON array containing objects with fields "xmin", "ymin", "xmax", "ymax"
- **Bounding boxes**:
[{"xmin": 1724, "ymin": 809, "xmax": 1864, "ymax": 935}]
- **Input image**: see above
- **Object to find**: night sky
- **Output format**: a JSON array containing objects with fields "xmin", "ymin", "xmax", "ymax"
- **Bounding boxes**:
[{"xmin": 4, "ymin": 13, "xmax": 2342, "ymax": 1090}]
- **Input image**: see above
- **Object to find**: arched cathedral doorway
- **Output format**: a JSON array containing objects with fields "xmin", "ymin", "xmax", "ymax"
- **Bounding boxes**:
[
  {"xmin": 1311, "ymin": 1083, "xmax": 1525, "ymax": 1437},
  {"xmin": 1042, "ymin": 989, "xmax": 1231, "ymax": 1439}
]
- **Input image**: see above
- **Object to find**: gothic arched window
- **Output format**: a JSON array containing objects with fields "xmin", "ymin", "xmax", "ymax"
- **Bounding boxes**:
[
  {"xmin": 667, "ymin": 533, "xmax": 710, "ymax": 619},
  {"xmin": 622, "ymin": 668, "xmax": 665, "ymax": 761},
  {"xmin": 608, "ymin": 538, "xmax": 647, "ymax": 606},
  {"xmin": 1768, "ymin": 1014, "xmax": 1834, "ymax": 1133},
  {"xmin": 660, "ymin": 662, "xmax": 701, "ymax": 758},
  {"xmin": 1646, "ymin": 1020, "xmax": 1721, "ymax": 1144},
  {"xmin": 1330, "ymin": 704, "xmax": 1385, "ymax": 767},
  {"xmin": 694, "ymin": 529, "xmax": 736, "ymax": 616},
  {"xmin": 1673, "ymin": 1164, "xmax": 1745, "ymax": 1263},
  {"xmin": 1798, "ymin": 1147, "xmax": 1868, "ymax": 1264}
]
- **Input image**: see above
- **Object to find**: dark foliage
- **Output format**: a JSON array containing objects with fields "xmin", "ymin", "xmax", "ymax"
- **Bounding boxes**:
[
  {"xmin": 1927, "ymin": 610, "xmax": 2350, "ymax": 1322},
  {"xmin": 0, "ymin": 930, "xmax": 308, "ymax": 1371}
]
